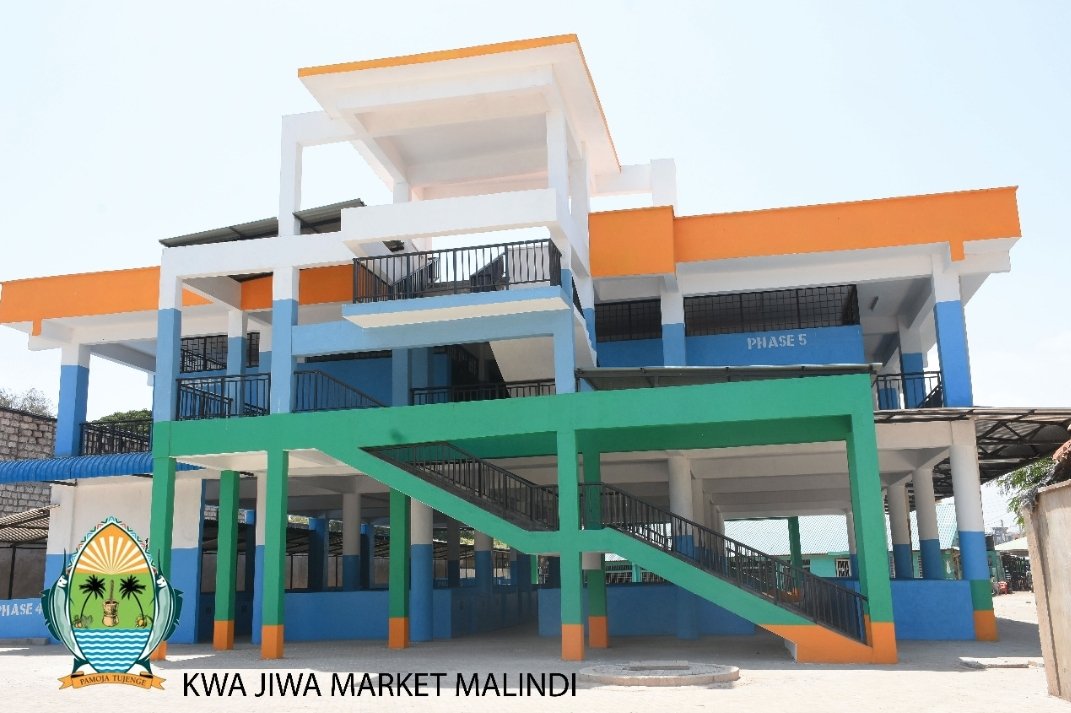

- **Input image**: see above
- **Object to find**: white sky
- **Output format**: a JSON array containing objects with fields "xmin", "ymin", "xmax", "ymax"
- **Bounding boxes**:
[{"xmin": 1, "ymin": 2, "xmax": 1067, "ymax": 527}]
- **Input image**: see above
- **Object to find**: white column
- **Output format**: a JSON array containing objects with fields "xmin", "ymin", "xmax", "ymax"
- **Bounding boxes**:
[
  {"xmin": 650, "ymin": 158, "xmax": 678, "ymax": 210},
  {"xmin": 950, "ymin": 419, "xmax": 989, "ymax": 581},
  {"xmin": 887, "ymin": 482, "xmax": 913, "ymax": 579},
  {"xmin": 912, "ymin": 466, "xmax": 944, "ymax": 579},
  {"xmin": 278, "ymin": 133, "xmax": 302, "ymax": 237},
  {"xmin": 342, "ymin": 491, "xmax": 361, "ymax": 591},
  {"xmin": 667, "ymin": 456, "xmax": 693, "ymax": 519}
]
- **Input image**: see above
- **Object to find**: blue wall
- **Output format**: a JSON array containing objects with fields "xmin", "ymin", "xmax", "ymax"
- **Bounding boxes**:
[
  {"xmin": 597, "ymin": 338, "xmax": 664, "ymax": 368},
  {"xmin": 686, "ymin": 325, "xmax": 865, "ymax": 366},
  {"xmin": 890, "ymin": 580, "xmax": 974, "ymax": 640},
  {"xmin": 307, "ymin": 352, "xmax": 450, "ymax": 406},
  {"xmin": 0, "ymin": 599, "xmax": 51, "ymax": 639},
  {"xmin": 538, "ymin": 584, "xmax": 755, "ymax": 637}
]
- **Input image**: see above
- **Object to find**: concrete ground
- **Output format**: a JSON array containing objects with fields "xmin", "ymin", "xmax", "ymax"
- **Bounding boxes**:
[{"xmin": 0, "ymin": 591, "xmax": 1063, "ymax": 712}]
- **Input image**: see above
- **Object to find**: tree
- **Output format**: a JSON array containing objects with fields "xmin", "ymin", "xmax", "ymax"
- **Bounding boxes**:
[
  {"xmin": 998, "ymin": 459, "xmax": 1062, "ymax": 526},
  {"xmin": 119, "ymin": 575, "xmax": 151, "ymax": 628},
  {"xmin": 0, "ymin": 387, "xmax": 54, "ymax": 417},
  {"xmin": 96, "ymin": 408, "xmax": 151, "ymax": 423},
  {"xmin": 75, "ymin": 574, "xmax": 107, "ymax": 627}
]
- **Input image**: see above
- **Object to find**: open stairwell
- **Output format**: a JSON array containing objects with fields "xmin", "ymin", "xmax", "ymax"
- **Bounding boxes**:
[{"xmin": 342, "ymin": 442, "xmax": 888, "ymax": 663}]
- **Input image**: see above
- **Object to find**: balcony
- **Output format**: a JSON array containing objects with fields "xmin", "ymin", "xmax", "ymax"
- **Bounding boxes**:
[
  {"xmin": 353, "ymin": 238, "xmax": 561, "ymax": 304},
  {"xmin": 79, "ymin": 419, "xmax": 152, "ymax": 455},
  {"xmin": 411, "ymin": 379, "xmax": 556, "ymax": 405},
  {"xmin": 176, "ymin": 374, "xmax": 270, "ymax": 420},
  {"xmin": 873, "ymin": 371, "xmax": 944, "ymax": 410}
]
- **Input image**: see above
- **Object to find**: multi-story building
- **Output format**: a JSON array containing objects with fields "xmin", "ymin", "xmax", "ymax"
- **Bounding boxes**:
[{"xmin": 0, "ymin": 35, "xmax": 1067, "ymax": 663}]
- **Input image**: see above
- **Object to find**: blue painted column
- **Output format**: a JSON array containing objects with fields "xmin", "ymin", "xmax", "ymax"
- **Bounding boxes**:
[
  {"xmin": 360, "ymin": 523, "xmax": 373, "ymax": 589},
  {"xmin": 392, "ymin": 348, "xmax": 410, "ymax": 406},
  {"xmin": 270, "ymin": 267, "xmax": 299, "ymax": 414},
  {"xmin": 251, "ymin": 474, "xmax": 267, "ymax": 644},
  {"xmin": 226, "ymin": 309, "xmax": 246, "ymax": 377},
  {"xmin": 660, "ymin": 287, "xmax": 686, "ymax": 366},
  {"xmin": 342, "ymin": 492, "xmax": 361, "ymax": 591},
  {"xmin": 553, "ymin": 295, "xmax": 576, "ymax": 394},
  {"xmin": 410, "ymin": 500, "xmax": 434, "ymax": 641},
  {"xmin": 474, "ymin": 531, "xmax": 493, "ymax": 592},
  {"xmin": 668, "ymin": 455, "xmax": 698, "ymax": 639},
  {"xmin": 55, "ymin": 345, "xmax": 90, "ymax": 457},
  {"xmin": 307, "ymin": 516, "xmax": 328, "ymax": 591},
  {"xmin": 446, "ymin": 518, "xmax": 461, "ymax": 587},
  {"xmin": 900, "ymin": 351, "xmax": 927, "ymax": 408},
  {"xmin": 886, "ymin": 483, "xmax": 915, "ymax": 579},
  {"xmin": 912, "ymin": 467, "xmax": 945, "ymax": 579},
  {"xmin": 153, "ymin": 306, "xmax": 181, "ymax": 423},
  {"xmin": 933, "ymin": 267, "xmax": 976, "ymax": 402}
]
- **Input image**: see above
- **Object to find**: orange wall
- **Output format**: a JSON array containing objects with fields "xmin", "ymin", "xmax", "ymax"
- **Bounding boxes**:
[
  {"xmin": 589, "ymin": 206, "xmax": 676, "ymax": 278},
  {"xmin": 590, "ymin": 187, "xmax": 1021, "ymax": 278}
]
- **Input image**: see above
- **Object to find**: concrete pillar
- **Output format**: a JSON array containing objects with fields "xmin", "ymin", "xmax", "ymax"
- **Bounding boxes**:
[
  {"xmin": 557, "ymin": 429, "xmax": 584, "ymax": 661},
  {"xmin": 213, "ymin": 470, "xmax": 239, "ymax": 650},
  {"xmin": 553, "ymin": 310, "xmax": 577, "ymax": 395},
  {"xmin": 887, "ymin": 483, "xmax": 914, "ymax": 579},
  {"xmin": 148, "ymin": 456, "xmax": 176, "ymax": 661},
  {"xmin": 251, "ymin": 474, "xmax": 267, "ymax": 644},
  {"xmin": 55, "ymin": 344, "xmax": 90, "ymax": 457},
  {"xmin": 660, "ymin": 284, "xmax": 686, "ymax": 366},
  {"xmin": 342, "ymin": 492, "xmax": 361, "ymax": 591},
  {"xmin": 950, "ymin": 419, "xmax": 996, "ymax": 640},
  {"xmin": 788, "ymin": 516, "xmax": 804, "ymax": 572},
  {"xmin": 410, "ymin": 500, "xmax": 434, "ymax": 642},
  {"xmin": 226, "ymin": 309, "xmax": 247, "ymax": 376},
  {"xmin": 932, "ymin": 260, "xmax": 973, "ymax": 406},
  {"xmin": 307, "ymin": 516, "xmax": 328, "ymax": 591},
  {"xmin": 845, "ymin": 509, "xmax": 858, "ymax": 577},
  {"xmin": 912, "ymin": 467, "xmax": 944, "ymax": 579},
  {"xmin": 278, "ymin": 129, "xmax": 302, "ymax": 236},
  {"xmin": 474, "ymin": 532, "xmax": 493, "ymax": 591},
  {"xmin": 388, "ymin": 489, "xmax": 411, "ymax": 649},
  {"xmin": 667, "ymin": 455, "xmax": 698, "ymax": 639},
  {"xmin": 899, "ymin": 320, "xmax": 928, "ymax": 408},
  {"xmin": 260, "ymin": 450, "xmax": 289, "ymax": 659},
  {"xmin": 446, "ymin": 518, "xmax": 461, "ymax": 587},
  {"xmin": 153, "ymin": 278, "xmax": 183, "ymax": 423},
  {"xmin": 582, "ymin": 551, "xmax": 607, "ymax": 648},
  {"xmin": 270, "ymin": 268, "xmax": 298, "ymax": 414},
  {"xmin": 360, "ymin": 522, "xmax": 373, "ymax": 589}
]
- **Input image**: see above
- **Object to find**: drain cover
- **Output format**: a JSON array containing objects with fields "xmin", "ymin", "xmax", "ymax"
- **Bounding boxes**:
[{"xmin": 579, "ymin": 661, "xmax": 740, "ymax": 686}]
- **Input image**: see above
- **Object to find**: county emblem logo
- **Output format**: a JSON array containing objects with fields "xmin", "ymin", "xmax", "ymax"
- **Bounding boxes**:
[{"xmin": 41, "ymin": 516, "xmax": 182, "ymax": 690}]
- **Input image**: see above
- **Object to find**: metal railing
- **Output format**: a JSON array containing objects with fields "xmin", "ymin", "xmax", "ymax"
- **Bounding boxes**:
[
  {"xmin": 366, "ymin": 442, "xmax": 559, "ymax": 530},
  {"xmin": 353, "ymin": 238, "xmax": 562, "ymax": 303},
  {"xmin": 176, "ymin": 374, "xmax": 270, "ymax": 420},
  {"xmin": 583, "ymin": 483, "xmax": 868, "ymax": 642},
  {"xmin": 293, "ymin": 370, "xmax": 385, "ymax": 412},
  {"xmin": 79, "ymin": 419, "xmax": 152, "ymax": 455},
  {"xmin": 873, "ymin": 371, "xmax": 944, "ymax": 410},
  {"xmin": 410, "ymin": 379, "xmax": 556, "ymax": 405}
]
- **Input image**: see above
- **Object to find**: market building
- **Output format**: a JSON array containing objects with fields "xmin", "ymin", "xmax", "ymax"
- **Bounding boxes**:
[{"xmin": 0, "ymin": 35, "xmax": 1068, "ymax": 663}]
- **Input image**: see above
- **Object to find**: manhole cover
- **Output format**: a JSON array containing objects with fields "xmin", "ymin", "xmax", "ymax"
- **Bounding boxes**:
[{"xmin": 579, "ymin": 660, "xmax": 740, "ymax": 687}]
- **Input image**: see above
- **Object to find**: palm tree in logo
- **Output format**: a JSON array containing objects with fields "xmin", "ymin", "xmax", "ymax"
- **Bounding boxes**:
[
  {"xmin": 119, "ymin": 575, "xmax": 152, "ymax": 628},
  {"xmin": 74, "ymin": 574, "xmax": 106, "ymax": 628}
]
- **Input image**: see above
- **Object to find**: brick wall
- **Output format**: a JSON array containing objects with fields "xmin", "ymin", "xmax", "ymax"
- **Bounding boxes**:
[{"xmin": 0, "ymin": 406, "xmax": 56, "ymax": 517}]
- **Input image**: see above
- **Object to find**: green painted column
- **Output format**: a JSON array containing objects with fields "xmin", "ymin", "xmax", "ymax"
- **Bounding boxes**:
[
  {"xmin": 261, "ymin": 450, "xmax": 288, "ymax": 659},
  {"xmin": 582, "ymin": 448, "xmax": 608, "ymax": 647},
  {"xmin": 388, "ymin": 489, "xmax": 411, "ymax": 649},
  {"xmin": 788, "ymin": 516, "xmax": 804, "ymax": 588},
  {"xmin": 846, "ymin": 414, "xmax": 897, "ymax": 662},
  {"xmin": 214, "ymin": 469, "xmax": 239, "ymax": 650},
  {"xmin": 148, "ymin": 455, "xmax": 176, "ymax": 660},
  {"xmin": 558, "ymin": 430, "xmax": 584, "ymax": 660}
]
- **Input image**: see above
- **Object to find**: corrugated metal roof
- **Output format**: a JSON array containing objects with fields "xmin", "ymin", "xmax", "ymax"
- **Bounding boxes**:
[
  {"xmin": 159, "ymin": 199, "xmax": 365, "ymax": 247},
  {"xmin": 0, "ymin": 453, "xmax": 199, "ymax": 484},
  {"xmin": 0, "ymin": 505, "xmax": 53, "ymax": 545}
]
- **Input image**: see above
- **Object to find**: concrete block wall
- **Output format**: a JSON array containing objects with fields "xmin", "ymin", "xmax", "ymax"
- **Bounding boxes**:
[{"xmin": 0, "ymin": 406, "xmax": 55, "ymax": 517}]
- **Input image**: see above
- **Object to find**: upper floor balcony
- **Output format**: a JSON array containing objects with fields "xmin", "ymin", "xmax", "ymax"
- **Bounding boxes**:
[
  {"xmin": 79, "ymin": 419, "xmax": 153, "ymax": 455},
  {"xmin": 345, "ymin": 237, "xmax": 571, "ymax": 328}
]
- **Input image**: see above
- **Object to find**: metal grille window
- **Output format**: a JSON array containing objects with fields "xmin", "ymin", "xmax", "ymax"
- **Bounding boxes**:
[
  {"xmin": 595, "ymin": 299, "xmax": 662, "ymax": 342},
  {"xmin": 684, "ymin": 285, "xmax": 859, "ymax": 337},
  {"xmin": 245, "ymin": 332, "xmax": 260, "ymax": 368},
  {"xmin": 181, "ymin": 335, "xmax": 228, "ymax": 372}
]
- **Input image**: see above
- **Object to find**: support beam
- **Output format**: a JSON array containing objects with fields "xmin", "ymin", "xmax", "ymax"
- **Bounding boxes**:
[
  {"xmin": 887, "ymin": 483, "xmax": 914, "ymax": 579},
  {"xmin": 342, "ymin": 491, "xmax": 361, "ymax": 591},
  {"xmin": 410, "ymin": 499, "xmax": 434, "ymax": 642},
  {"xmin": 261, "ymin": 450, "xmax": 289, "ymax": 659},
  {"xmin": 950, "ymin": 419, "xmax": 996, "ymax": 640},
  {"xmin": 388, "ymin": 489, "xmax": 411, "ymax": 649},
  {"xmin": 912, "ymin": 467, "xmax": 945, "ymax": 579},
  {"xmin": 55, "ymin": 344, "xmax": 90, "ymax": 457},
  {"xmin": 557, "ymin": 430, "xmax": 583, "ymax": 661},
  {"xmin": 213, "ymin": 470, "xmax": 239, "ymax": 650}
]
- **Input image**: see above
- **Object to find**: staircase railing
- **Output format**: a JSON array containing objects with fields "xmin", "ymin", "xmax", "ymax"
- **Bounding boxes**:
[
  {"xmin": 583, "ymin": 483, "xmax": 868, "ymax": 642},
  {"xmin": 366, "ymin": 442, "xmax": 559, "ymax": 530},
  {"xmin": 293, "ymin": 370, "xmax": 385, "ymax": 412}
]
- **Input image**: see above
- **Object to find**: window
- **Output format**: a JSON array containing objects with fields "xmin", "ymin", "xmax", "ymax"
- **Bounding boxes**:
[
  {"xmin": 181, "ymin": 332, "xmax": 262, "ymax": 372},
  {"xmin": 245, "ymin": 332, "xmax": 260, "ymax": 368},
  {"xmin": 595, "ymin": 299, "xmax": 662, "ymax": 342},
  {"xmin": 835, "ymin": 557, "xmax": 852, "ymax": 577},
  {"xmin": 684, "ymin": 285, "xmax": 860, "ymax": 337}
]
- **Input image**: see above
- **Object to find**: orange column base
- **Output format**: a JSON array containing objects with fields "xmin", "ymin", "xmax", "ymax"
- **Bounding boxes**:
[
  {"xmin": 149, "ymin": 641, "xmax": 167, "ymax": 661},
  {"xmin": 765, "ymin": 621, "xmax": 898, "ymax": 664},
  {"xmin": 974, "ymin": 610, "xmax": 998, "ymax": 641},
  {"xmin": 588, "ymin": 616, "xmax": 609, "ymax": 648},
  {"xmin": 213, "ymin": 620, "xmax": 235, "ymax": 651},
  {"xmin": 388, "ymin": 617, "xmax": 409, "ymax": 649},
  {"xmin": 562, "ymin": 623, "xmax": 584, "ymax": 661},
  {"xmin": 261, "ymin": 624, "xmax": 284, "ymax": 659}
]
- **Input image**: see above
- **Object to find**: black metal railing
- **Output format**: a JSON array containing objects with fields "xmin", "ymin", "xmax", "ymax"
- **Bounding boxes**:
[
  {"xmin": 79, "ymin": 419, "xmax": 152, "ymax": 455},
  {"xmin": 583, "ymin": 483, "xmax": 868, "ymax": 642},
  {"xmin": 293, "ymin": 370, "xmax": 385, "ymax": 412},
  {"xmin": 684, "ymin": 284, "xmax": 860, "ymax": 337},
  {"xmin": 410, "ymin": 379, "xmax": 556, "ymax": 405},
  {"xmin": 180, "ymin": 335, "xmax": 228, "ymax": 373},
  {"xmin": 353, "ymin": 239, "xmax": 562, "ymax": 303},
  {"xmin": 176, "ymin": 374, "xmax": 270, "ymax": 420},
  {"xmin": 873, "ymin": 371, "xmax": 944, "ymax": 410},
  {"xmin": 366, "ymin": 442, "xmax": 559, "ymax": 530}
]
